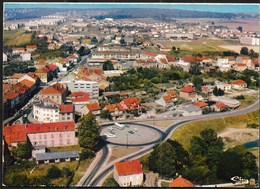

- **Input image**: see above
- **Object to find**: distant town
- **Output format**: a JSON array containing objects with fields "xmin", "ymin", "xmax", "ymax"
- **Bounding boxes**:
[{"xmin": 2, "ymin": 3, "xmax": 259, "ymax": 188}]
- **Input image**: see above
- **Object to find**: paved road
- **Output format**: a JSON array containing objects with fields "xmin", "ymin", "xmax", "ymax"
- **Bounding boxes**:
[{"xmin": 82, "ymin": 100, "xmax": 259, "ymax": 186}]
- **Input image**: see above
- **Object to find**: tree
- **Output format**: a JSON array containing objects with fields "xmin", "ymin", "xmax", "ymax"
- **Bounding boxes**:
[
  {"xmin": 213, "ymin": 87, "xmax": 224, "ymax": 96},
  {"xmin": 102, "ymin": 61, "xmax": 114, "ymax": 71},
  {"xmin": 11, "ymin": 142, "xmax": 31, "ymax": 160},
  {"xmin": 184, "ymin": 165, "xmax": 210, "ymax": 184},
  {"xmin": 189, "ymin": 62, "xmax": 201, "ymax": 75},
  {"xmin": 62, "ymin": 167, "xmax": 72, "ymax": 178},
  {"xmin": 47, "ymin": 165, "xmax": 62, "ymax": 179},
  {"xmin": 80, "ymin": 148, "xmax": 95, "ymax": 160},
  {"xmin": 237, "ymin": 26, "xmax": 243, "ymax": 32},
  {"xmin": 148, "ymin": 139, "xmax": 190, "ymax": 178},
  {"xmin": 240, "ymin": 47, "xmax": 249, "ymax": 55},
  {"xmin": 11, "ymin": 174, "xmax": 30, "ymax": 186},
  {"xmin": 77, "ymin": 46, "xmax": 90, "ymax": 56},
  {"xmin": 78, "ymin": 113, "xmax": 100, "ymax": 151},
  {"xmin": 192, "ymin": 76, "xmax": 203, "ymax": 91},
  {"xmin": 100, "ymin": 110, "xmax": 112, "ymax": 120}
]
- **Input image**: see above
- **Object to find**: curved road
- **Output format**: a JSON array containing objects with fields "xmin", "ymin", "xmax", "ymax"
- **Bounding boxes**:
[{"xmin": 82, "ymin": 101, "xmax": 259, "ymax": 186}]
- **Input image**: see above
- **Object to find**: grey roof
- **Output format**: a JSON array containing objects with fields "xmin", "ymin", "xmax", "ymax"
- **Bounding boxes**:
[
  {"xmin": 180, "ymin": 105, "xmax": 201, "ymax": 113},
  {"xmin": 35, "ymin": 151, "xmax": 79, "ymax": 161}
]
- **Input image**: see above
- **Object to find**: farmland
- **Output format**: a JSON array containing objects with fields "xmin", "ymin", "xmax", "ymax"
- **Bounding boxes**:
[{"xmin": 3, "ymin": 30, "xmax": 32, "ymax": 47}]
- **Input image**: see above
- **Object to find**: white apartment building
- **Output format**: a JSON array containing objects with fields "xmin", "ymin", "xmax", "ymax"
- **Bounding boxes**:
[
  {"xmin": 21, "ymin": 52, "xmax": 31, "ymax": 61},
  {"xmin": 60, "ymin": 80, "xmax": 99, "ymax": 98},
  {"xmin": 240, "ymin": 36, "xmax": 260, "ymax": 46},
  {"xmin": 33, "ymin": 102, "xmax": 60, "ymax": 123}
]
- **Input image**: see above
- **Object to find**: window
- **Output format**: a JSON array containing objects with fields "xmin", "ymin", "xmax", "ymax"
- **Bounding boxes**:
[
  {"xmin": 39, "ymin": 135, "xmax": 42, "ymax": 140},
  {"xmin": 51, "ymin": 134, "xmax": 54, "ymax": 138},
  {"xmin": 59, "ymin": 133, "xmax": 62, "ymax": 138},
  {"xmin": 44, "ymin": 134, "xmax": 47, "ymax": 139},
  {"xmin": 67, "ymin": 139, "xmax": 70, "ymax": 144}
]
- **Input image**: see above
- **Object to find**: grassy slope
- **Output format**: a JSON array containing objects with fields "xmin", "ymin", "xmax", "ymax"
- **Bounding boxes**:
[
  {"xmin": 4, "ymin": 30, "xmax": 32, "ymax": 46},
  {"xmin": 171, "ymin": 110, "xmax": 259, "ymax": 150}
]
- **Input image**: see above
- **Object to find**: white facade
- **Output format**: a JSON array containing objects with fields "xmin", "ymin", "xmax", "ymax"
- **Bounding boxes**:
[
  {"xmin": 27, "ymin": 130, "xmax": 76, "ymax": 147},
  {"xmin": 114, "ymin": 169, "xmax": 143, "ymax": 187},
  {"xmin": 172, "ymin": 60, "xmax": 190, "ymax": 71},
  {"xmin": 211, "ymin": 96, "xmax": 240, "ymax": 108},
  {"xmin": 215, "ymin": 82, "xmax": 232, "ymax": 91},
  {"xmin": 61, "ymin": 80, "xmax": 99, "ymax": 98},
  {"xmin": 21, "ymin": 53, "xmax": 31, "ymax": 61},
  {"xmin": 33, "ymin": 103, "xmax": 60, "ymax": 123},
  {"xmin": 240, "ymin": 37, "xmax": 260, "ymax": 46},
  {"xmin": 3, "ymin": 53, "xmax": 7, "ymax": 62}
]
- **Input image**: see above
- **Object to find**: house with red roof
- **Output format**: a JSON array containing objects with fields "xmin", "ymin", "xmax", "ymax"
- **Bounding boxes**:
[
  {"xmin": 193, "ymin": 101, "xmax": 209, "ymax": 109},
  {"xmin": 104, "ymin": 103, "xmax": 125, "ymax": 118},
  {"xmin": 212, "ymin": 101, "xmax": 228, "ymax": 112},
  {"xmin": 233, "ymin": 63, "xmax": 247, "ymax": 72},
  {"xmin": 46, "ymin": 64, "xmax": 59, "ymax": 77},
  {"xmin": 12, "ymin": 47, "xmax": 25, "ymax": 55},
  {"xmin": 120, "ymin": 97, "xmax": 141, "ymax": 110},
  {"xmin": 231, "ymin": 80, "xmax": 247, "ymax": 90},
  {"xmin": 179, "ymin": 85, "xmax": 197, "ymax": 101},
  {"xmin": 114, "ymin": 159, "xmax": 144, "ymax": 187},
  {"xmin": 35, "ymin": 67, "xmax": 53, "ymax": 84},
  {"xmin": 38, "ymin": 83, "xmax": 68, "ymax": 104},
  {"xmin": 155, "ymin": 91, "xmax": 177, "ymax": 107},
  {"xmin": 168, "ymin": 176, "xmax": 195, "ymax": 187},
  {"xmin": 140, "ymin": 51, "xmax": 158, "ymax": 59},
  {"xmin": 59, "ymin": 104, "xmax": 75, "ymax": 122},
  {"xmin": 83, "ymin": 102, "xmax": 101, "ymax": 116},
  {"xmin": 3, "ymin": 121, "xmax": 76, "ymax": 148},
  {"xmin": 26, "ymin": 45, "xmax": 37, "ymax": 52}
]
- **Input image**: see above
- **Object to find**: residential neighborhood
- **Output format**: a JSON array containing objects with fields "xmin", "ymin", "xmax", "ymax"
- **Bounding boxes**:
[{"xmin": 2, "ymin": 3, "xmax": 259, "ymax": 188}]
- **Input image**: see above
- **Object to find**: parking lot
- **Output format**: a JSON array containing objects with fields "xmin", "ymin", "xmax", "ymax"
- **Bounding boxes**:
[{"xmin": 100, "ymin": 123, "xmax": 163, "ymax": 146}]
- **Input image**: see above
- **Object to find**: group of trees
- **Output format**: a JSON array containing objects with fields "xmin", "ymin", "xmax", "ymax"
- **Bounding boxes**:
[
  {"xmin": 213, "ymin": 86, "xmax": 224, "ymax": 96},
  {"xmin": 4, "ymin": 61, "xmax": 36, "ymax": 76},
  {"xmin": 240, "ymin": 47, "xmax": 259, "ymax": 59},
  {"xmin": 77, "ymin": 113, "xmax": 101, "ymax": 160},
  {"xmin": 148, "ymin": 129, "xmax": 258, "ymax": 184},
  {"xmin": 102, "ymin": 60, "xmax": 114, "ymax": 71},
  {"xmin": 107, "ymin": 66, "xmax": 189, "ymax": 92}
]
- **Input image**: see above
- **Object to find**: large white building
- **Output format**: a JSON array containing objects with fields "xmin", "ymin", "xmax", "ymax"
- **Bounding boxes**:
[
  {"xmin": 240, "ymin": 36, "xmax": 260, "ymax": 46},
  {"xmin": 114, "ymin": 159, "xmax": 143, "ymax": 187},
  {"xmin": 33, "ymin": 102, "xmax": 74, "ymax": 123},
  {"xmin": 60, "ymin": 80, "xmax": 99, "ymax": 98}
]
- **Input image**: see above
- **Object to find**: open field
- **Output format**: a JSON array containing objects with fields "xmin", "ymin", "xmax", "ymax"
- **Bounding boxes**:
[
  {"xmin": 4, "ymin": 30, "xmax": 32, "ymax": 47},
  {"xmin": 237, "ymin": 95, "xmax": 259, "ymax": 110},
  {"xmin": 107, "ymin": 146, "xmax": 143, "ymax": 164},
  {"xmin": 155, "ymin": 39, "xmax": 241, "ymax": 54},
  {"xmin": 171, "ymin": 109, "xmax": 259, "ymax": 150},
  {"xmin": 219, "ymin": 45, "xmax": 259, "ymax": 53},
  {"xmin": 176, "ymin": 18, "xmax": 260, "ymax": 33}
]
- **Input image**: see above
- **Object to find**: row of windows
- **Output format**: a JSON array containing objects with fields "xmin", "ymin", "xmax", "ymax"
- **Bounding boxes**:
[
  {"xmin": 32, "ymin": 133, "xmax": 71, "ymax": 140},
  {"xmin": 34, "ymin": 139, "xmax": 71, "ymax": 146}
]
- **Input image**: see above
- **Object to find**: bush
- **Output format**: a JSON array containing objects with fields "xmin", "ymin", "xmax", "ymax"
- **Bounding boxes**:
[
  {"xmin": 62, "ymin": 167, "xmax": 72, "ymax": 177},
  {"xmin": 234, "ymin": 95, "xmax": 245, "ymax": 100},
  {"xmin": 47, "ymin": 165, "xmax": 62, "ymax": 179},
  {"xmin": 80, "ymin": 148, "xmax": 95, "ymax": 160},
  {"xmin": 247, "ymin": 123, "xmax": 259, "ymax": 128}
]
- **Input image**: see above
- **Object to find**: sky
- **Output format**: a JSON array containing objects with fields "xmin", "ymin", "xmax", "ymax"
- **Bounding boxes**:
[{"xmin": 4, "ymin": 3, "xmax": 260, "ymax": 13}]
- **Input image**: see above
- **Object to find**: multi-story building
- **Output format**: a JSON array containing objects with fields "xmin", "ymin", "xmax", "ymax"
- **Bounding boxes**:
[
  {"xmin": 60, "ymin": 80, "xmax": 99, "ymax": 98},
  {"xmin": 38, "ymin": 83, "xmax": 68, "ymax": 104},
  {"xmin": 92, "ymin": 50, "xmax": 140, "ymax": 60},
  {"xmin": 114, "ymin": 159, "xmax": 144, "ymax": 187},
  {"xmin": 179, "ymin": 85, "xmax": 197, "ymax": 101}
]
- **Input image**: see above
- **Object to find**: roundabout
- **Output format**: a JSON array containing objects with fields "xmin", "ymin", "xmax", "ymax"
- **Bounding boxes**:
[{"xmin": 100, "ymin": 123, "xmax": 165, "ymax": 146}]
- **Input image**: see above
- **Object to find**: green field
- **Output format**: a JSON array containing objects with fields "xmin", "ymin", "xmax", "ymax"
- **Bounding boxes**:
[
  {"xmin": 171, "ymin": 109, "xmax": 259, "ymax": 150},
  {"xmin": 4, "ymin": 30, "xmax": 32, "ymax": 47},
  {"xmin": 155, "ymin": 39, "xmax": 240, "ymax": 54}
]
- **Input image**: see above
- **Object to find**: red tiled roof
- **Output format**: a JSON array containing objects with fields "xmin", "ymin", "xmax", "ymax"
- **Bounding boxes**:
[
  {"xmin": 60, "ymin": 104, "xmax": 74, "ymax": 113},
  {"xmin": 231, "ymin": 80, "xmax": 247, "ymax": 85},
  {"xmin": 136, "ymin": 59, "xmax": 147, "ymax": 63},
  {"xmin": 72, "ymin": 96, "xmax": 92, "ymax": 103},
  {"xmin": 141, "ymin": 51, "xmax": 157, "ymax": 57},
  {"xmin": 71, "ymin": 92, "xmax": 91, "ymax": 97},
  {"xmin": 235, "ymin": 63, "xmax": 247, "ymax": 67},
  {"xmin": 26, "ymin": 122, "xmax": 75, "ymax": 134},
  {"xmin": 180, "ymin": 85, "xmax": 196, "ymax": 93},
  {"xmin": 169, "ymin": 177, "xmax": 194, "ymax": 187},
  {"xmin": 121, "ymin": 97, "xmax": 140, "ymax": 107},
  {"xmin": 215, "ymin": 102, "xmax": 227, "ymax": 109},
  {"xmin": 39, "ymin": 83, "xmax": 66, "ymax": 95},
  {"xmin": 13, "ymin": 47, "xmax": 25, "ymax": 51},
  {"xmin": 182, "ymin": 56, "xmax": 200, "ymax": 62},
  {"xmin": 147, "ymin": 58, "xmax": 157, "ymax": 63},
  {"xmin": 226, "ymin": 56, "xmax": 235, "ymax": 61},
  {"xmin": 35, "ymin": 67, "xmax": 51, "ymax": 73},
  {"xmin": 19, "ymin": 79, "xmax": 35, "ymax": 88},
  {"xmin": 201, "ymin": 86, "xmax": 210, "ymax": 93},
  {"xmin": 115, "ymin": 159, "xmax": 143, "ymax": 176},
  {"xmin": 193, "ymin": 101, "xmax": 208, "ymax": 108},
  {"xmin": 167, "ymin": 91, "xmax": 176, "ymax": 98},
  {"xmin": 68, "ymin": 54, "xmax": 77, "ymax": 59},
  {"xmin": 163, "ymin": 96, "xmax": 173, "ymax": 103},
  {"xmin": 86, "ymin": 102, "xmax": 101, "ymax": 111},
  {"xmin": 160, "ymin": 58, "xmax": 168, "ymax": 64},
  {"xmin": 105, "ymin": 103, "xmax": 124, "ymax": 112},
  {"xmin": 46, "ymin": 64, "xmax": 58, "ymax": 71},
  {"xmin": 166, "ymin": 55, "xmax": 175, "ymax": 62},
  {"xmin": 26, "ymin": 45, "xmax": 37, "ymax": 49},
  {"xmin": 3, "ymin": 91, "xmax": 19, "ymax": 100},
  {"xmin": 3, "ymin": 124, "xmax": 27, "ymax": 146},
  {"xmin": 10, "ymin": 73, "xmax": 24, "ymax": 79}
]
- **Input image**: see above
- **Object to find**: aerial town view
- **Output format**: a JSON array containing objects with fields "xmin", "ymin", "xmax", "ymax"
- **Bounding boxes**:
[{"xmin": 2, "ymin": 2, "xmax": 259, "ymax": 187}]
